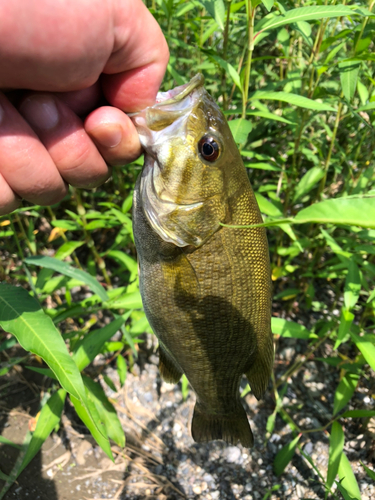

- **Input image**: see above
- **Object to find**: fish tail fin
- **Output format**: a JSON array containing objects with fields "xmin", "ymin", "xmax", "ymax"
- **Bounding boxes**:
[
  {"xmin": 191, "ymin": 403, "xmax": 254, "ymax": 448},
  {"xmin": 245, "ymin": 334, "xmax": 274, "ymax": 400},
  {"xmin": 159, "ymin": 345, "xmax": 183, "ymax": 384}
]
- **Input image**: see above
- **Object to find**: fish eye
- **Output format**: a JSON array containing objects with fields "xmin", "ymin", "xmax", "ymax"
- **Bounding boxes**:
[{"xmin": 198, "ymin": 136, "xmax": 220, "ymax": 162}]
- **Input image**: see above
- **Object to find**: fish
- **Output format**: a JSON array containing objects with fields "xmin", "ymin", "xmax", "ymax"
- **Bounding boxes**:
[{"xmin": 131, "ymin": 74, "xmax": 273, "ymax": 447}]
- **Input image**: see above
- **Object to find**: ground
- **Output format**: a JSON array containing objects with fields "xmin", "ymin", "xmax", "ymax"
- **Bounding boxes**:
[{"xmin": 0, "ymin": 334, "xmax": 374, "ymax": 500}]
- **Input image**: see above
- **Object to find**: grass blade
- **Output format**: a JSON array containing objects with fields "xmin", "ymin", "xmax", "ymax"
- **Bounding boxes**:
[
  {"xmin": 333, "ymin": 372, "xmax": 360, "ymax": 415},
  {"xmin": 249, "ymin": 91, "xmax": 335, "ymax": 111}
]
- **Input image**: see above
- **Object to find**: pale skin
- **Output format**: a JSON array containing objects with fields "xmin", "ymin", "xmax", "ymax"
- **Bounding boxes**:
[{"xmin": 0, "ymin": 0, "xmax": 169, "ymax": 215}]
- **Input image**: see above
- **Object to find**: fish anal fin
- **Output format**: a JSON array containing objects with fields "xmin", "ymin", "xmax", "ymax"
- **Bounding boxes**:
[
  {"xmin": 159, "ymin": 345, "xmax": 183, "ymax": 384},
  {"xmin": 191, "ymin": 403, "xmax": 254, "ymax": 448},
  {"xmin": 245, "ymin": 334, "xmax": 274, "ymax": 400}
]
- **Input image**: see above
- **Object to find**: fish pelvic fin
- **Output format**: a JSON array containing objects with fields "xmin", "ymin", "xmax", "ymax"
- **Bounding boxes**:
[
  {"xmin": 245, "ymin": 333, "xmax": 274, "ymax": 400},
  {"xmin": 159, "ymin": 345, "xmax": 183, "ymax": 384},
  {"xmin": 191, "ymin": 403, "xmax": 254, "ymax": 448}
]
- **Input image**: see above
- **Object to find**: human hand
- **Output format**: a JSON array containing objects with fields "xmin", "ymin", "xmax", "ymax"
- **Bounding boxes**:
[{"xmin": 0, "ymin": 0, "xmax": 169, "ymax": 215}]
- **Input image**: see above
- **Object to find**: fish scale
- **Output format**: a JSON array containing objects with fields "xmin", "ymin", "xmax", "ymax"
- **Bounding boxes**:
[{"xmin": 132, "ymin": 74, "xmax": 273, "ymax": 447}]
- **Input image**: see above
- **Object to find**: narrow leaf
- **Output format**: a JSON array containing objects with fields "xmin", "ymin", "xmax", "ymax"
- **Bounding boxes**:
[
  {"xmin": 116, "ymin": 355, "xmax": 127, "ymax": 387},
  {"xmin": 19, "ymin": 389, "xmax": 66, "ymax": 475},
  {"xmin": 272, "ymin": 318, "xmax": 316, "ymax": 339},
  {"xmin": 295, "ymin": 195, "xmax": 375, "ymax": 229},
  {"xmin": 344, "ymin": 259, "xmax": 361, "ymax": 310},
  {"xmin": 338, "ymin": 452, "xmax": 361, "ymax": 500},
  {"xmin": 24, "ymin": 256, "xmax": 108, "ymax": 302},
  {"xmin": 274, "ymin": 434, "xmax": 301, "ymax": 476},
  {"xmin": 327, "ymin": 421, "xmax": 345, "ymax": 489},
  {"xmin": 334, "ymin": 308, "xmax": 354, "ymax": 350},
  {"xmin": 72, "ymin": 317, "xmax": 125, "ymax": 372},
  {"xmin": 350, "ymin": 332, "xmax": 375, "ymax": 371},
  {"xmin": 361, "ymin": 462, "xmax": 375, "ymax": 481},
  {"xmin": 342, "ymin": 410, "xmax": 375, "ymax": 418},
  {"xmin": 0, "ymin": 436, "xmax": 22, "ymax": 450},
  {"xmin": 339, "ymin": 60, "xmax": 361, "ymax": 102},
  {"xmin": 333, "ymin": 372, "xmax": 360, "ymax": 415},
  {"xmin": 293, "ymin": 167, "xmax": 325, "ymax": 203},
  {"xmin": 70, "ymin": 394, "xmax": 113, "ymax": 460},
  {"xmin": 83, "ymin": 376, "xmax": 125, "ymax": 448},
  {"xmin": 249, "ymin": 91, "xmax": 335, "ymax": 111}
]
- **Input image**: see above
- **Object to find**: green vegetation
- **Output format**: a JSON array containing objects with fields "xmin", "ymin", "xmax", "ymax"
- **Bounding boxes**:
[{"xmin": 1, "ymin": 0, "xmax": 375, "ymax": 497}]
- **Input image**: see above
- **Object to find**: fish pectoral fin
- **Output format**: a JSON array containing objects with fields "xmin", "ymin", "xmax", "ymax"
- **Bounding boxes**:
[
  {"xmin": 191, "ymin": 403, "xmax": 254, "ymax": 448},
  {"xmin": 245, "ymin": 333, "xmax": 274, "ymax": 400},
  {"xmin": 158, "ymin": 345, "xmax": 183, "ymax": 384}
]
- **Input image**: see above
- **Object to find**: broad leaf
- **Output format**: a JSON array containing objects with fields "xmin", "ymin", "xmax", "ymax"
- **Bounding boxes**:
[{"xmin": 229, "ymin": 119, "xmax": 253, "ymax": 144}]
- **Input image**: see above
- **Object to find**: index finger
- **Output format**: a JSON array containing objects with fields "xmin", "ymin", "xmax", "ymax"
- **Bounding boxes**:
[{"xmin": 101, "ymin": 0, "xmax": 169, "ymax": 113}]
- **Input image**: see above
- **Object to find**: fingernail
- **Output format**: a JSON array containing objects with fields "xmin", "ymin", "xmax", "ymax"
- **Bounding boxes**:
[
  {"xmin": 88, "ymin": 124, "xmax": 123, "ymax": 148},
  {"xmin": 20, "ymin": 95, "xmax": 59, "ymax": 130},
  {"xmin": 0, "ymin": 104, "xmax": 4, "ymax": 125}
]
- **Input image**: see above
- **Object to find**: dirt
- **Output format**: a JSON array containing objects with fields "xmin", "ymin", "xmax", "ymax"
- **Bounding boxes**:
[{"xmin": 0, "ymin": 337, "xmax": 374, "ymax": 500}]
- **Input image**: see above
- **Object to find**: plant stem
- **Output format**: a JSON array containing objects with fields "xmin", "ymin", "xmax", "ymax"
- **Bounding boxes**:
[
  {"xmin": 242, "ymin": 1, "xmax": 256, "ymax": 118},
  {"xmin": 317, "ymin": 101, "xmax": 343, "ymax": 199},
  {"xmin": 221, "ymin": 0, "xmax": 232, "ymax": 111}
]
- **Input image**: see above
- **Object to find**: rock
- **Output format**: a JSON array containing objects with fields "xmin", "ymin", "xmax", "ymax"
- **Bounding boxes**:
[{"xmin": 223, "ymin": 446, "xmax": 241, "ymax": 463}]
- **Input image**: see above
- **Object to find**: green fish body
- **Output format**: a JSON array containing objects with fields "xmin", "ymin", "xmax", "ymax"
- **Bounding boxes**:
[{"xmin": 132, "ymin": 74, "xmax": 273, "ymax": 447}]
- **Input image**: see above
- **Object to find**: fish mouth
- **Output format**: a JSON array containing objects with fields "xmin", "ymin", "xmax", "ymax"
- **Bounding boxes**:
[
  {"xmin": 154, "ymin": 73, "xmax": 205, "ymax": 108},
  {"xmin": 131, "ymin": 74, "xmax": 205, "ymax": 136}
]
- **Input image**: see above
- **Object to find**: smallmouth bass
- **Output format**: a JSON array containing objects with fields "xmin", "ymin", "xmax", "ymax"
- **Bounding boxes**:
[{"xmin": 132, "ymin": 74, "xmax": 273, "ymax": 447}]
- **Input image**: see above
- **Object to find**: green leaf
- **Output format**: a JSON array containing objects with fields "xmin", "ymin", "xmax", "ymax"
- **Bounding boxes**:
[
  {"xmin": 254, "ymin": 6, "xmax": 367, "ymax": 43},
  {"xmin": 107, "ymin": 291, "xmax": 143, "ymax": 310},
  {"xmin": 19, "ymin": 389, "xmax": 66, "ymax": 475},
  {"xmin": 116, "ymin": 355, "xmax": 127, "ymax": 387},
  {"xmin": 337, "ymin": 452, "xmax": 361, "ymax": 500},
  {"xmin": 24, "ymin": 256, "xmax": 108, "ymax": 302},
  {"xmin": 293, "ymin": 167, "xmax": 325, "ymax": 203},
  {"xmin": 344, "ymin": 259, "xmax": 361, "ymax": 310},
  {"xmin": 247, "ymin": 110, "xmax": 296, "ymax": 125},
  {"xmin": 327, "ymin": 421, "xmax": 345, "ymax": 489},
  {"xmin": 294, "ymin": 195, "xmax": 375, "ymax": 229},
  {"xmin": 0, "ymin": 436, "xmax": 22, "ymax": 450},
  {"xmin": 350, "ymin": 332, "xmax": 375, "ymax": 371},
  {"xmin": 255, "ymin": 192, "xmax": 282, "ymax": 217},
  {"xmin": 249, "ymin": 91, "xmax": 335, "ymax": 111},
  {"xmin": 54, "ymin": 241, "xmax": 84, "ymax": 260},
  {"xmin": 342, "ymin": 409, "xmax": 375, "ymax": 418},
  {"xmin": 261, "ymin": 0, "xmax": 274, "ymax": 12},
  {"xmin": 83, "ymin": 377, "xmax": 125, "ymax": 448},
  {"xmin": 357, "ymin": 79, "xmax": 369, "ymax": 106},
  {"xmin": 339, "ymin": 60, "xmax": 361, "ymax": 102},
  {"xmin": 199, "ymin": 0, "xmax": 225, "ymax": 30},
  {"xmin": 271, "ymin": 318, "xmax": 317, "ymax": 339},
  {"xmin": 228, "ymin": 119, "xmax": 253, "ymax": 144},
  {"xmin": 361, "ymin": 462, "xmax": 375, "ymax": 481},
  {"xmin": 334, "ymin": 308, "xmax": 354, "ymax": 350},
  {"xmin": 70, "ymin": 394, "xmax": 113, "ymax": 461},
  {"xmin": 72, "ymin": 317, "xmax": 125, "ymax": 372},
  {"xmin": 51, "ymin": 219, "xmax": 80, "ymax": 230},
  {"xmin": 0, "ymin": 284, "xmax": 87, "ymax": 402},
  {"xmin": 333, "ymin": 372, "xmax": 360, "ymax": 415},
  {"xmin": 202, "ymin": 51, "xmax": 242, "ymax": 90},
  {"xmin": 274, "ymin": 434, "xmax": 301, "ymax": 476},
  {"xmin": 26, "ymin": 366, "xmax": 57, "ymax": 379}
]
